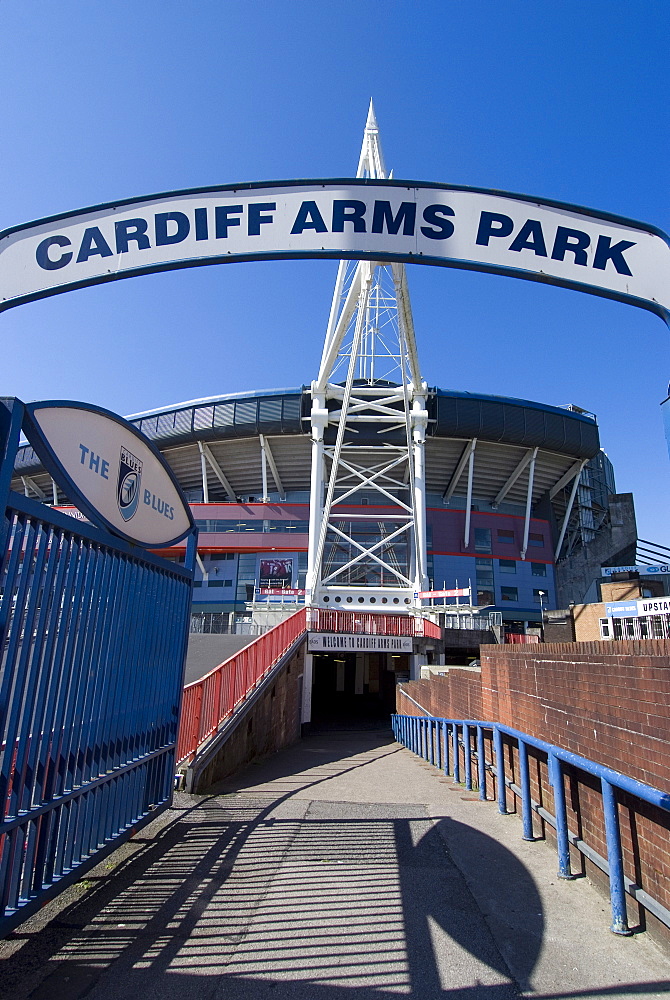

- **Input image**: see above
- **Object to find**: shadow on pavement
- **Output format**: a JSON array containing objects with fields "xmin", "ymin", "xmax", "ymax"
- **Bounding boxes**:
[{"xmin": 0, "ymin": 735, "xmax": 666, "ymax": 1000}]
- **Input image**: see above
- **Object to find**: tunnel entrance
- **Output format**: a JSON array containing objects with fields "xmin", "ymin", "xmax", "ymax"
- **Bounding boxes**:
[{"xmin": 310, "ymin": 651, "xmax": 409, "ymax": 728}]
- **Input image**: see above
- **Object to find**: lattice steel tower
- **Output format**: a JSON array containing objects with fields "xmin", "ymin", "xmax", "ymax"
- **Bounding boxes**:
[{"xmin": 305, "ymin": 102, "xmax": 429, "ymax": 610}]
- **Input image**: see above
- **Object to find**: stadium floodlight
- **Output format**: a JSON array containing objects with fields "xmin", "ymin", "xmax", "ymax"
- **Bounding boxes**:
[{"xmin": 305, "ymin": 102, "xmax": 429, "ymax": 611}]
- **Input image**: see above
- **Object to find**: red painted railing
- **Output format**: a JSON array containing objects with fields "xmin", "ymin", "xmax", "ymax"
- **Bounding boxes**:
[
  {"xmin": 176, "ymin": 607, "xmax": 441, "ymax": 765},
  {"xmin": 176, "ymin": 608, "xmax": 307, "ymax": 765},
  {"xmin": 307, "ymin": 608, "xmax": 442, "ymax": 638}
]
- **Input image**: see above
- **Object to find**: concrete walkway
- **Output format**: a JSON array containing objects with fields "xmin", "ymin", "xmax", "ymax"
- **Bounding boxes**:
[{"xmin": 1, "ymin": 729, "xmax": 669, "ymax": 999}]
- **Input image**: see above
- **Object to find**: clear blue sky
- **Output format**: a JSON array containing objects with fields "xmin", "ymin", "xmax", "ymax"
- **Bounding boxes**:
[{"xmin": 1, "ymin": 1, "xmax": 669, "ymax": 544}]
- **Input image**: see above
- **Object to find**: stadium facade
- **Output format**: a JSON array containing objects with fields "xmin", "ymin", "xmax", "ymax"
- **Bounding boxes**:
[{"xmin": 13, "ymin": 382, "xmax": 622, "ymax": 630}]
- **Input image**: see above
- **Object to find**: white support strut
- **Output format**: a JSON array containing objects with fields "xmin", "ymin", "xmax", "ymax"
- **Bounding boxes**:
[{"xmin": 306, "ymin": 102, "xmax": 429, "ymax": 608}]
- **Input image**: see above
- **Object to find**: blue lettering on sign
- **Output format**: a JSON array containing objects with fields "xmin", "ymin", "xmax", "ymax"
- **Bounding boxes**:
[
  {"xmin": 508, "ymin": 219, "xmax": 547, "ymax": 256},
  {"xmin": 76, "ymin": 227, "xmax": 113, "ymax": 263},
  {"xmin": 551, "ymin": 227, "xmax": 590, "ymax": 266},
  {"xmin": 215, "ymin": 205, "xmax": 243, "ymax": 238},
  {"xmin": 371, "ymin": 201, "xmax": 416, "ymax": 236},
  {"xmin": 31, "ymin": 202, "xmax": 636, "ymax": 279},
  {"xmin": 332, "ymin": 200, "xmax": 367, "ymax": 233},
  {"xmin": 475, "ymin": 211, "xmax": 635, "ymax": 275},
  {"xmin": 420, "ymin": 204, "xmax": 455, "ymax": 240},
  {"xmin": 115, "ymin": 218, "xmax": 151, "ymax": 254},
  {"xmin": 291, "ymin": 201, "xmax": 328, "ymax": 234},
  {"xmin": 143, "ymin": 488, "xmax": 174, "ymax": 519},
  {"xmin": 194, "ymin": 207, "xmax": 208, "ymax": 241},
  {"xmin": 155, "ymin": 212, "xmax": 190, "ymax": 247},
  {"xmin": 78, "ymin": 444, "xmax": 109, "ymax": 479},
  {"xmin": 36, "ymin": 235, "xmax": 73, "ymax": 270},
  {"xmin": 247, "ymin": 202, "xmax": 276, "ymax": 236},
  {"xmin": 593, "ymin": 235, "xmax": 635, "ymax": 276}
]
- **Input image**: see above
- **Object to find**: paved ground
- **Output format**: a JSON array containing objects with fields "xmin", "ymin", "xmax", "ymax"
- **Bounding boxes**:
[{"xmin": 1, "ymin": 729, "xmax": 669, "ymax": 999}]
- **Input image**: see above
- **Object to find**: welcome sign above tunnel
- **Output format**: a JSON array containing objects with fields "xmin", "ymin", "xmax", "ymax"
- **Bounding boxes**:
[{"xmin": 2, "ymin": 179, "xmax": 670, "ymax": 322}]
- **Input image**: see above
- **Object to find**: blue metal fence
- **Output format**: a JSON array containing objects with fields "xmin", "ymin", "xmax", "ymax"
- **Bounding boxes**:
[
  {"xmin": 392, "ymin": 712, "xmax": 670, "ymax": 937},
  {"xmin": 0, "ymin": 404, "xmax": 195, "ymax": 935}
]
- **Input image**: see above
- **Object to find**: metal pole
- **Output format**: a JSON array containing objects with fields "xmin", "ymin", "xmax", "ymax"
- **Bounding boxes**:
[
  {"xmin": 477, "ymin": 725, "xmax": 487, "ymax": 800},
  {"xmin": 463, "ymin": 723, "xmax": 472, "ymax": 790},
  {"xmin": 493, "ymin": 726, "xmax": 506, "ymax": 813},
  {"xmin": 518, "ymin": 740, "xmax": 534, "ymax": 840},
  {"xmin": 452, "ymin": 723, "xmax": 460, "ymax": 783},
  {"xmin": 549, "ymin": 752, "xmax": 573, "ymax": 878},
  {"xmin": 601, "ymin": 778, "xmax": 631, "ymax": 935}
]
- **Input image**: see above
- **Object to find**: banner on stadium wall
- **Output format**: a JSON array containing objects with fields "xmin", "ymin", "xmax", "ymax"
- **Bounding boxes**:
[
  {"xmin": 2, "ymin": 179, "xmax": 670, "ymax": 321},
  {"xmin": 606, "ymin": 597, "xmax": 670, "ymax": 618},
  {"xmin": 601, "ymin": 564, "xmax": 670, "ymax": 576},
  {"xmin": 308, "ymin": 632, "xmax": 413, "ymax": 653},
  {"xmin": 416, "ymin": 587, "xmax": 471, "ymax": 599}
]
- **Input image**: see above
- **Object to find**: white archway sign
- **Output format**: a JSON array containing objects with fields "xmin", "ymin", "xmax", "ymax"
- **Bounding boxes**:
[{"xmin": 1, "ymin": 179, "xmax": 669, "ymax": 323}]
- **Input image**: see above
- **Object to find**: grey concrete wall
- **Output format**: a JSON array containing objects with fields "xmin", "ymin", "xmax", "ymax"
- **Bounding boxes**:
[
  {"xmin": 184, "ymin": 633, "xmax": 257, "ymax": 685},
  {"xmin": 554, "ymin": 492, "xmax": 637, "ymax": 607}
]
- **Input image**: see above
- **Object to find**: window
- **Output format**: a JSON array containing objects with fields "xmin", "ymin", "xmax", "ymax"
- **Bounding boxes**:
[
  {"xmin": 474, "ymin": 528, "xmax": 492, "ymax": 553},
  {"xmin": 531, "ymin": 562, "xmax": 547, "ymax": 577},
  {"xmin": 500, "ymin": 586, "xmax": 518, "ymax": 602},
  {"xmin": 476, "ymin": 557, "xmax": 494, "ymax": 607},
  {"xmin": 529, "ymin": 532, "xmax": 544, "ymax": 548},
  {"xmin": 599, "ymin": 618, "xmax": 611, "ymax": 639},
  {"xmin": 499, "ymin": 559, "xmax": 516, "ymax": 574},
  {"xmin": 497, "ymin": 529, "xmax": 514, "ymax": 544}
]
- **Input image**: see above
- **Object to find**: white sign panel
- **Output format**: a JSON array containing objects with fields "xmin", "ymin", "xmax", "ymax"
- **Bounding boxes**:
[
  {"xmin": 637, "ymin": 597, "xmax": 670, "ymax": 616},
  {"xmin": 416, "ymin": 587, "xmax": 470, "ymax": 598},
  {"xmin": 606, "ymin": 597, "xmax": 670, "ymax": 618},
  {"xmin": 601, "ymin": 564, "xmax": 670, "ymax": 576},
  {"xmin": 24, "ymin": 402, "xmax": 193, "ymax": 547},
  {"xmin": 2, "ymin": 180, "xmax": 670, "ymax": 321},
  {"xmin": 308, "ymin": 632, "xmax": 413, "ymax": 653}
]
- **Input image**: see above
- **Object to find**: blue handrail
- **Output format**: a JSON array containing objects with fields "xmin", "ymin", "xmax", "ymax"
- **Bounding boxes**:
[{"xmin": 392, "ymin": 712, "xmax": 670, "ymax": 937}]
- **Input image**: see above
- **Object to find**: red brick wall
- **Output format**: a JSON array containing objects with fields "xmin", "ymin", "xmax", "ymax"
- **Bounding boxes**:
[
  {"xmin": 397, "ymin": 641, "xmax": 670, "ymax": 941},
  {"xmin": 398, "ymin": 669, "xmax": 483, "ymax": 721}
]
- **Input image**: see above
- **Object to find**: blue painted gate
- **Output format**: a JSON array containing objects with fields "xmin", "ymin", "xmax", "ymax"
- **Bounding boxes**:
[{"xmin": 0, "ymin": 398, "xmax": 196, "ymax": 934}]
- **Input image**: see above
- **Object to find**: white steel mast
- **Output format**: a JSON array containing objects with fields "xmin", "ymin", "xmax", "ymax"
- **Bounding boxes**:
[{"xmin": 305, "ymin": 102, "xmax": 429, "ymax": 611}]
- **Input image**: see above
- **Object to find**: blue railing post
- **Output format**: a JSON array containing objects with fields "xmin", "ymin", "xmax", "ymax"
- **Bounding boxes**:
[
  {"xmin": 429, "ymin": 719, "xmax": 436, "ymax": 766},
  {"xmin": 442, "ymin": 720, "xmax": 449, "ymax": 776},
  {"xmin": 549, "ymin": 751, "xmax": 573, "ymax": 878},
  {"xmin": 452, "ymin": 723, "xmax": 460, "ymax": 783},
  {"xmin": 493, "ymin": 726, "xmax": 506, "ymax": 814},
  {"xmin": 518, "ymin": 739, "xmax": 534, "ymax": 840},
  {"xmin": 477, "ymin": 725, "xmax": 487, "ymax": 800},
  {"xmin": 463, "ymin": 723, "xmax": 472, "ymax": 790},
  {"xmin": 601, "ymin": 778, "xmax": 632, "ymax": 935}
]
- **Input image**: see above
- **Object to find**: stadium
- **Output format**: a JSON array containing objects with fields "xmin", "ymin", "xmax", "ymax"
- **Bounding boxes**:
[
  {"xmin": 8, "ymin": 107, "xmax": 634, "ymax": 654},
  {"xmin": 12, "ymin": 347, "xmax": 618, "ymax": 626}
]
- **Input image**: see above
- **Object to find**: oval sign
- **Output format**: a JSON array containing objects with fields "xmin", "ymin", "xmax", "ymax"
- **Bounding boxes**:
[{"xmin": 23, "ymin": 401, "xmax": 194, "ymax": 548}]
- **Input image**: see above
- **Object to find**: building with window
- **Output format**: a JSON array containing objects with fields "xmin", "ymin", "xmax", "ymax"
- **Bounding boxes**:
[{"xmin": 12, "ymin": 384, "xmax": 629, "ymax": 632}]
